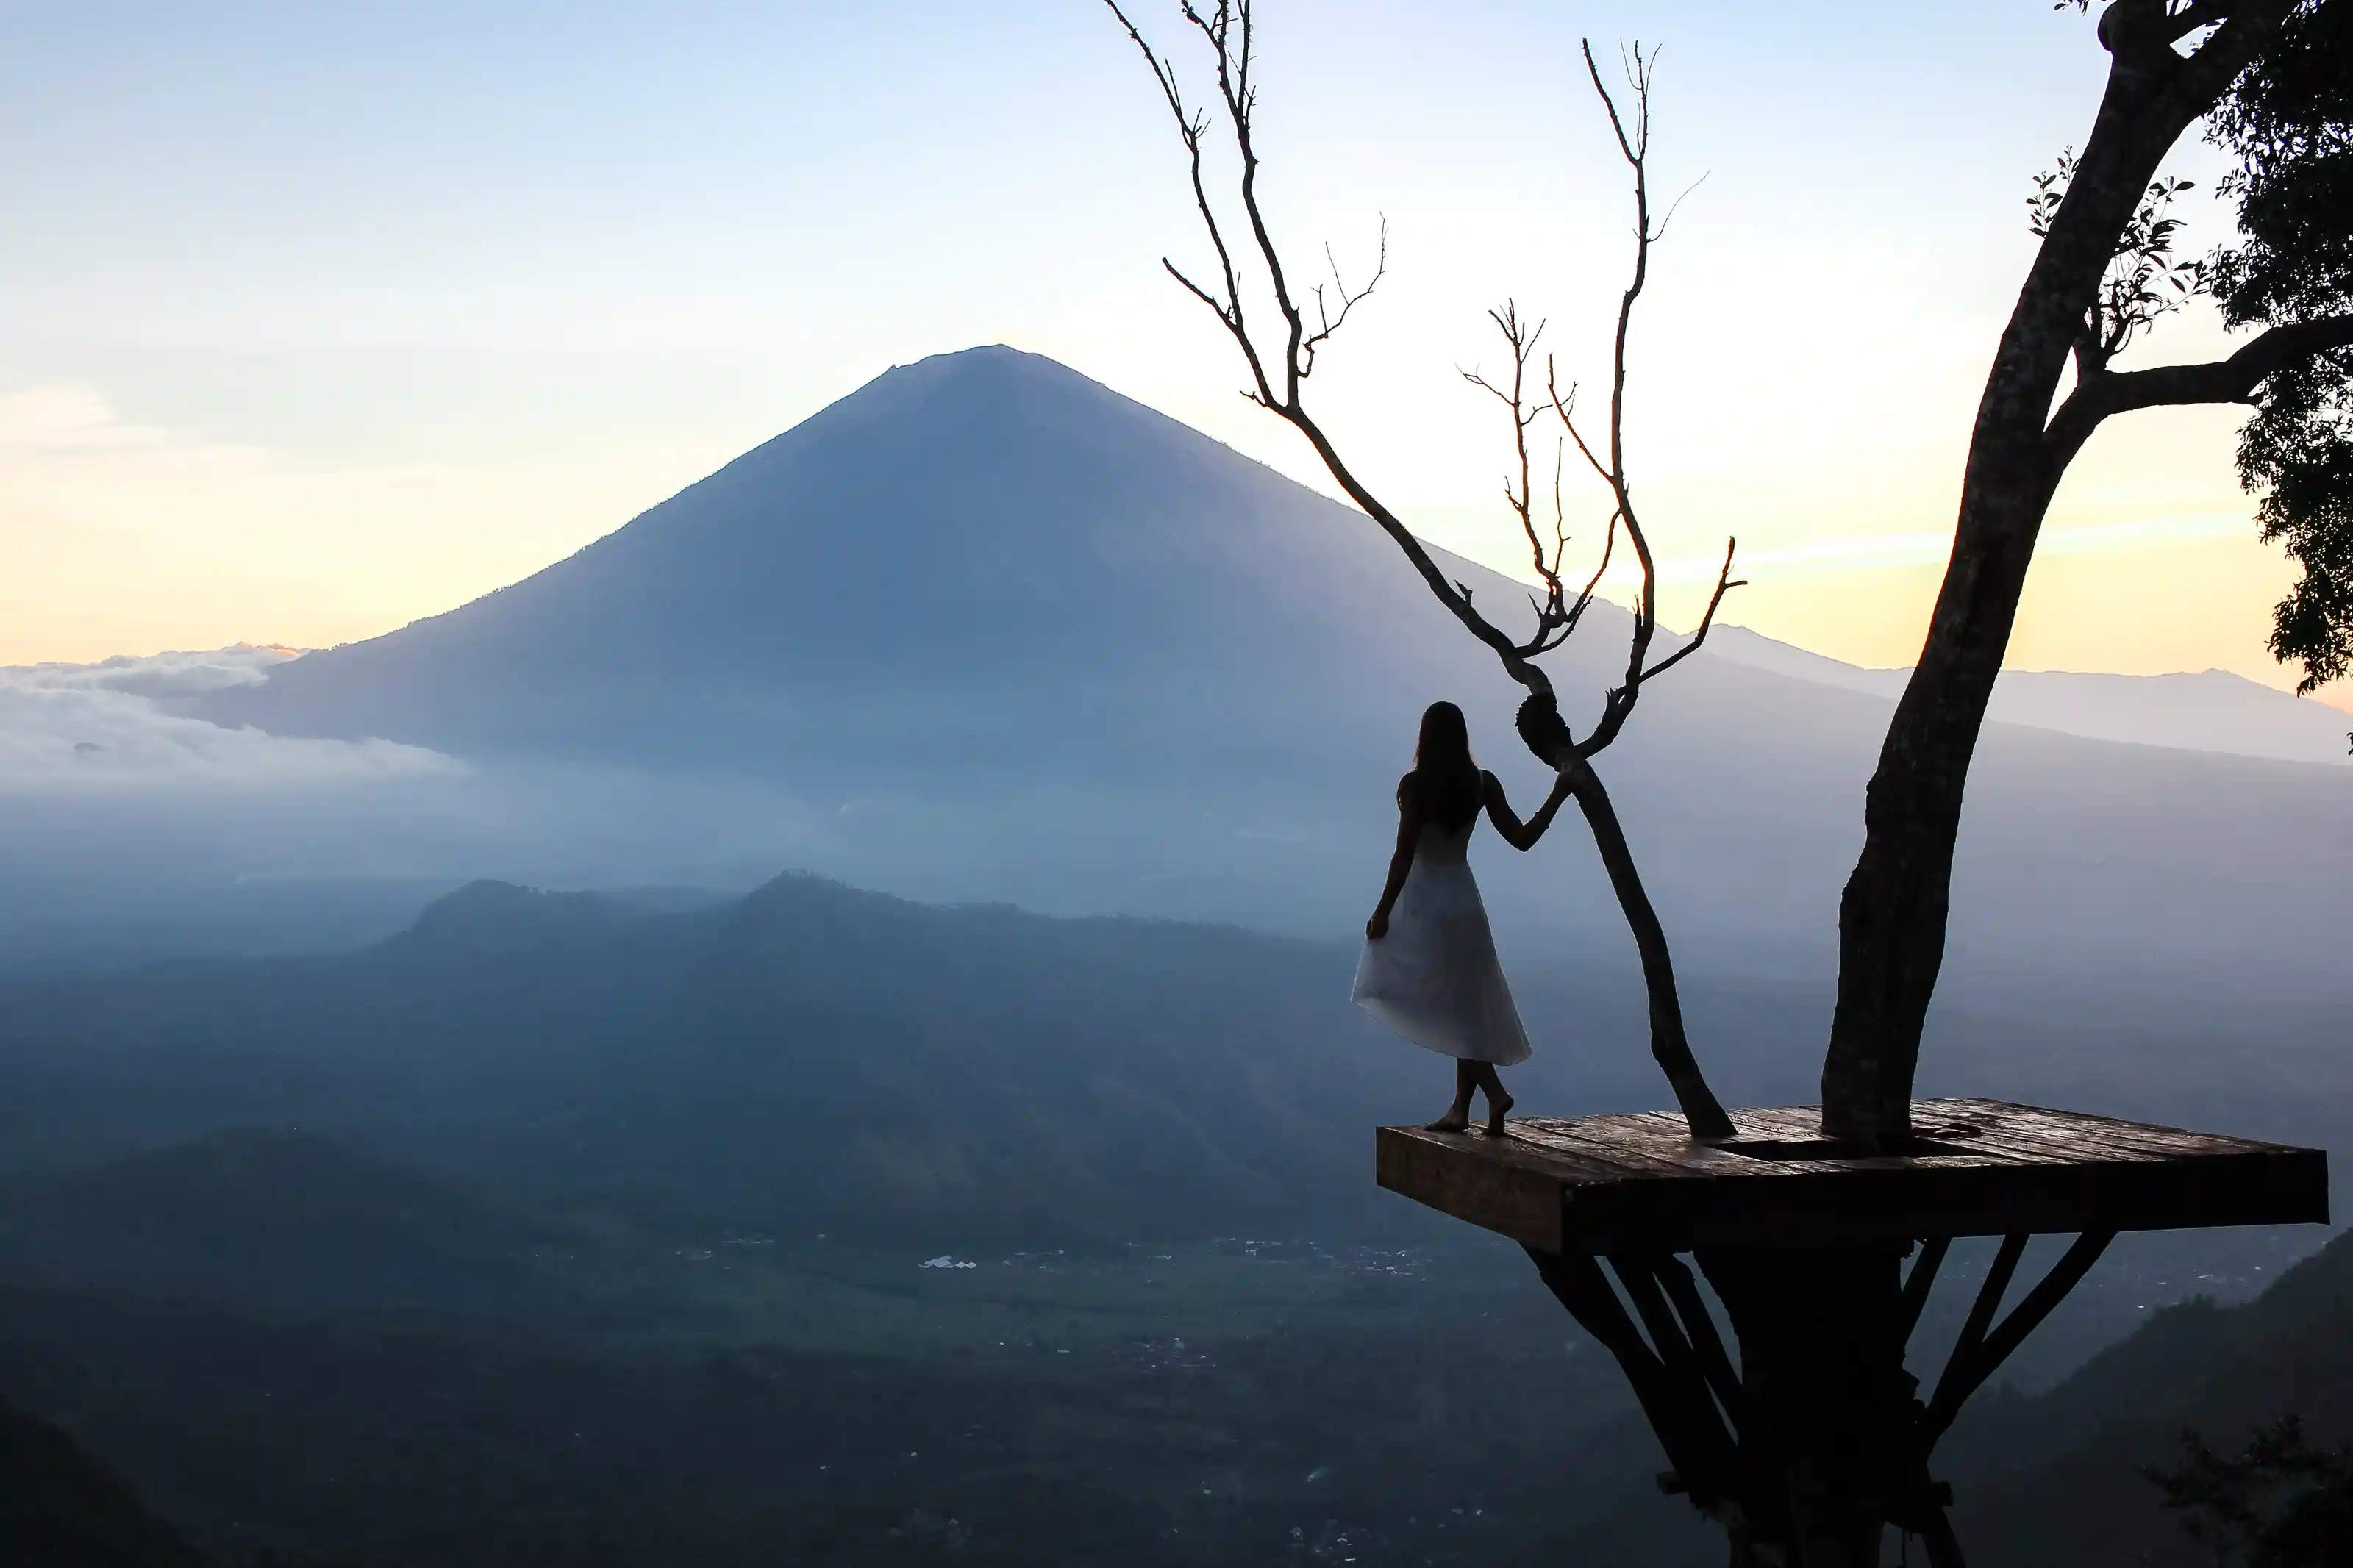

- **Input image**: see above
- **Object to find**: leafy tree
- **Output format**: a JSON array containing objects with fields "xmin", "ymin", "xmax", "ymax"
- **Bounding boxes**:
[
  {"xmin": 1826, "ymin": 0, "xmax": 2353, "ymax": 1143},
  {"xmin": 2149, "ymin": 1417, "xmax": 2353, "ymax": 1567},
  {"xmin": 2208, "ymin": 0, "xmax": 2353, "ymax": 694}
]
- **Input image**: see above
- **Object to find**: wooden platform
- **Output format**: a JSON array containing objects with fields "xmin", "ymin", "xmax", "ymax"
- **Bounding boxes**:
[{"xmin": 1377, "ymin": 1099, "xmax": 2329, "ymax": 1254}]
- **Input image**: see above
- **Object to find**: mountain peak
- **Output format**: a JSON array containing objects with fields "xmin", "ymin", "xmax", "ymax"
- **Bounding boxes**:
[{"xmin": 201, "ymin": 345, "xmax": 1535, "ymax": 769}]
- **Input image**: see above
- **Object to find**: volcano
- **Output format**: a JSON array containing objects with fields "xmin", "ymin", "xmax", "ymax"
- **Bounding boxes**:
[
  {"xmin": 210, "ymin": 345, "xmax": 1577, "ymax": 780},
  {"xmin": 201, "ymin": 346, "xmax": 2349, "ymax": 992}
]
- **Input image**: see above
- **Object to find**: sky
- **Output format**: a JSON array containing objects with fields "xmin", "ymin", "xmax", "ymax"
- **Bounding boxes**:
[{"xmin": 2, "ymin": 0, "xmax": 2343, "ymax": 707}]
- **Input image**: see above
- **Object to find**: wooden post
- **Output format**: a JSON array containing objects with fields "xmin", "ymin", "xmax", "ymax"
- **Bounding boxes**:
[{"xmin": 1699, "ymin": 1247, "xmax": 1914, "ymax": 1568}]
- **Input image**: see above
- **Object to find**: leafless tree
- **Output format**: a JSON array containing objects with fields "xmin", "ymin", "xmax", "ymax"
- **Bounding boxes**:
[{"xmin": 1107, "ymin": 0, "xmax": 1743, "ymax": 1139}]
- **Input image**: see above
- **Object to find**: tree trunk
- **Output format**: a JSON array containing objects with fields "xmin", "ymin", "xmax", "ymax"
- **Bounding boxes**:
[
  {"xmin": 1819, "ymin": 450, "xmax": 2055, "ymax": 1145},
  {"xmin": 1568, "ymin": 767, "xmax": 1736, "ymax": 1140},
  {"xmin": 1701, "ymin": 1247, "xmax": 1917, "ymax": 1568},
  {"xmin": 1817, "ymin": 5, "xmax": 2285, "ymax": 1145}
]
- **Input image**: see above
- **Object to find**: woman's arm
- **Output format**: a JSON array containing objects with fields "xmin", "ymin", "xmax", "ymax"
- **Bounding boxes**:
[
  {"xmin": 1365, "ymin": 776, "xmax": 1424, "ymax": 939},
  {"xmin": 1483, "ymin": 768, "xmax": 1579, "ymax": 852}
]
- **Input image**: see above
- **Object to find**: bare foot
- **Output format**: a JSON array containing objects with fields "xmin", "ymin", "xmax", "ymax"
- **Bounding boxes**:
[
  {"xmin": 1424, "ymin": 1109, "xmax": 1471, "ymax": 1133},
  {"xmin": 1481, "ymin": 1091, "xmax": 1515, "ymax": 1136}
]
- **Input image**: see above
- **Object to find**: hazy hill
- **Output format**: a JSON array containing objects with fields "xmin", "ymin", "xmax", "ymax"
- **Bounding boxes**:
[
  {"xmin": 0, "ymin": 866, "xmax": 2339, "ymax": 1566},
  {"xmin": 1936, "ymin": 1228, "xmax": 2353, "ymax": 1567},
  {"xmin": 4, "ymin": 867, "xmax": 2340, "ymax": 1255},
  {"xmin": 0, "ymin": 1127, "xmax": 563, "ymax": 1321},
  {"xmin": 1, "ymin": 1395, "xmax": 213, "ymax": 1568},
  {"xmin": 0, "ymin": 875, "xmax": 1446, "ymax": 1245}
]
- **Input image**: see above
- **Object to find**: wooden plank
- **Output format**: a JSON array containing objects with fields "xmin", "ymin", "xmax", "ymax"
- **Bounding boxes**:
[
  {"xmin": 1918, "ymin": 1120, "xmax": 2166, "ymax": 1169},
  {"xmin": 1982, "ymin": 1103, "xmax": 2249, "ymax": 1161},
  {"xmin": 1966, "ymin": 1100, "xmax": 2278, "ymax": 1158},
  {"xmin": 1376, "ymin": 1125, "xmax": 1563, "ymax": 1251},
  {"xmin": 1375, "ymin": 1100, "xmax": 2329, "ymax": 1255},
  {"xmin": 1998, "ymin": 1100, "xmax": 2243, "ymax": 1146},
  {"xmin": 1962, "ymin": 1106, "xmax": 2185, "ymax": 1161},
  {"xmin": 1510, "ymin": 1120, "xmax": 1746, "ymax": 1181}
]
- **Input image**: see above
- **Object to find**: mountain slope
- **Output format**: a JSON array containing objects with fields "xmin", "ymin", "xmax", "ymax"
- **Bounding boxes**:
[
  {"xmin": 1, "ymin": 1395, "xmax": 213, "ymax": 1568},
  {"xmin": 1707, "ymin": 626, "xmax": 2353, "ymax": 768},
  {"xmin": 180, "ymin": 344, "xmax": 2352, "ymax": 1002},
  {"xmin": 205, "ymin": 344, "xmax": 1535, "ymax": 776},
  {"xmin": 1937, "ymin": 1228, "xmax": 2353, "ymax": 1566}
]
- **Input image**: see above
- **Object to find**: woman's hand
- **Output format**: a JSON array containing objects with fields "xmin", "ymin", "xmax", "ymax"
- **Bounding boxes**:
[{"xmin": 1366, "ymin": 909, "xmax": 1390, "ymax": 940}]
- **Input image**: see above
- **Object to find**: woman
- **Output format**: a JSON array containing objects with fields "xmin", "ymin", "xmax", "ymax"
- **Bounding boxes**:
[{"xmin": 1354, "ymin": 701, "xmax": 1576, "ymax": 1136}]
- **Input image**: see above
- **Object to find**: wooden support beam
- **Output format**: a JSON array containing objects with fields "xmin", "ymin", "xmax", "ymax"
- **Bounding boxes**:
[
  {"xmin": 1652, "ymin": 1253, "xmax": 1748, "ymax": 1432},
  {"xmin": 1899, "ymin": 1236, "xmax": 1951, "ymax": 1345},
  {"xmin": 1914, "ymin": 1504, "xmax": 1969, "ymax": 1568},
  {"xmin": 1932, "ymin": 1233, "xmax": 2027, "ymax": 1422},
  {"xmin": 1412, "ymin": 1108, "xmax": 2329, "ymax": 1568},
  {"xmin": 1609, "ymin": 1255, "xmax": 1742, "ymax": 1444},
  {"xmin": 1525, "ymin": 1245, "xmax": 1739, "ymax": 1503},
  {"xmin": 1925, "ymin": 1231, "xmax": 2115, "ymax": 1438}
]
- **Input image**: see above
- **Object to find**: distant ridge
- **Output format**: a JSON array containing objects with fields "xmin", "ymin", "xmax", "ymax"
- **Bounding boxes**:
[{"xmin": 1705, "ymin": 625, "xmax": 2351, "ymax": 768}]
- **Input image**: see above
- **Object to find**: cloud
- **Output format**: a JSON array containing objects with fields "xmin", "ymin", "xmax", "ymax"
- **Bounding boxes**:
[
  {"xmin": 0, "ymin": 648, "xmax": 465, "ymax": 788},
  {"xmin": 1643, "ymin": 513, "xmax": 2256, "ymax": 586},
  {"xmin": 0, "ymin": 373, "xmax": 744, "ymax": 665},
  {"xmin": 0, "ymin": 383, "xmax": 172, "ymax": 453}
]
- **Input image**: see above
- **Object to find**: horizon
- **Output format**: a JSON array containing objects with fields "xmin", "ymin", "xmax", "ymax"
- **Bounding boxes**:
[
  {"xmin": 4, "ymin": 2, "xmax": 2342, "ymax": 709},
  {"xmin": 10, "ymin": 339, "xmax": 2349, "ymax": 717}
]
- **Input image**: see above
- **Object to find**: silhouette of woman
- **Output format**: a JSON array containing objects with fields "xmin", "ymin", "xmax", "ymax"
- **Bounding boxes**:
[{"xmin": 1354, "ymin": 701, "xmax": 1576, "ymax": 1135}]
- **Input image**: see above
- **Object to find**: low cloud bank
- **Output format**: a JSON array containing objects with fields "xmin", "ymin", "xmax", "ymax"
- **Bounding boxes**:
[{"xmin": 0, "ymin": 648, "xmax": 465, "ymax": 787}]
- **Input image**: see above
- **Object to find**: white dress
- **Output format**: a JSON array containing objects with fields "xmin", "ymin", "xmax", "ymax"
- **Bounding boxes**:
[{"xmin": 1351, "ymin": 812, "xmax": 1533, "ymax": 1066}]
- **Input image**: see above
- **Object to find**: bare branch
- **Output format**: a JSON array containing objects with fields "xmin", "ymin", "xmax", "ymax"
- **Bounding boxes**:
[
  {"xmin": 1113, "ymin": 10, "xmax": 1733, "ymax": 765},
  {"xmin": 1562, "ymin": 509, "xmax": 1619, "ymax": 638},
  {"xmin": 1635, "ymin": 538, "xmax": 1746, "ymax": 684},
  {"xmin": 1547, "ymin": 359, "xmax": 1615, "ymax": 489},
  {"xmin": 1303, "ymin": 221, "xmax": 1388, "ymax": 372},
  {"xmin": 1549, "ymin": 442, "xmax": 1568, "ymax": 578},
  {"xmin": 1650, "ymin": 171, "xmax": 1710, "ymax": 243},
  {"xmin": 1542, "ymin": 37, "xmax": 1694, "ymax": 762},
  {"xmin": 1107, "ymin": 1, "xmax": 1275, "ymax": 404},
  {"xmin": 1106, "ymin": 1, "xmax": 1549, "ymax": 685}
]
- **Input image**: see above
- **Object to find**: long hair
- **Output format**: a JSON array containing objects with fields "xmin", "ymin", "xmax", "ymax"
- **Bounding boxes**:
[{"xmin": 1405, "ymin": 701, "xmax": 1482, "ymax": 829}]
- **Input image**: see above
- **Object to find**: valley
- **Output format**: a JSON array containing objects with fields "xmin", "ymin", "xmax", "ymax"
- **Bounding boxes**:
[{"xmin": 0, "ymin": 348, "xmax": 2343, "ymax": 1568}]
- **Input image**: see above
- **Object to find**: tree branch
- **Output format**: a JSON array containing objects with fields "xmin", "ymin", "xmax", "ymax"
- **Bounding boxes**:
[
  {"xmin": 1107, "ymin": 1, "xmax": 1277, "ymax": 406},
  {"xmin": 1107, "ymin": 0, "xmax": 1550, "ymax": 694},
  {"xmin": 1635, "ymin": 540, "xmax": 1747, "ymax": 684},
  {"xmin": 2044, "ymin": 312, "xmax": 2353, "ymax": 466}
]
